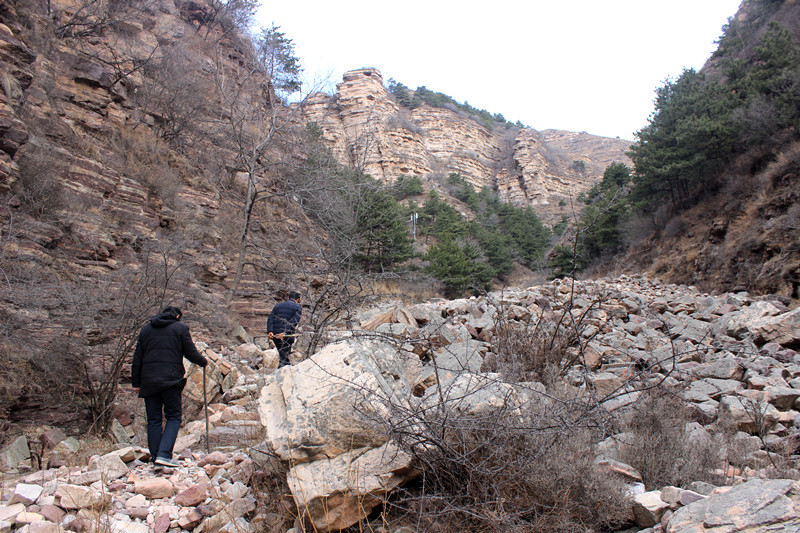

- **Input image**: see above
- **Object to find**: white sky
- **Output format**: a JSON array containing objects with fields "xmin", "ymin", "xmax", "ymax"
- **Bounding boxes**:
[{"xmin": 256, "ymin": 1, "xmax": 742, "ymax": 140}]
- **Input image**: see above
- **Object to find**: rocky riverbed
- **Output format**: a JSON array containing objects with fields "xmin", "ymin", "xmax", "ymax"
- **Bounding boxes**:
[{"xmin": 2, "ymin": 275, "xmax": 799, "ymax": 532}]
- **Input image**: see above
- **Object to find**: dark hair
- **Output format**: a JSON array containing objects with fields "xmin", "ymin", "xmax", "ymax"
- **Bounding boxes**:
[
  {"xmin": 163, "ymin": 306, "xmax": 182, "ymax": 319},
  {"xmin": 288, "ymin": 291, "xmax": 301, "ymax": 301}
]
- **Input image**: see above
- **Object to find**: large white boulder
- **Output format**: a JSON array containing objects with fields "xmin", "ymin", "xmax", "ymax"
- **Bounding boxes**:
[
  {"xmin": 747, "ymin": 307, "xmax": 800, "ymax": 346},
  {"xmin": 258, "ymin": 338, "xmax": 420, "ymax": 462},
  {"xmin": 287, "ymin": 441, "xmax": 415, "ymax": 531}
]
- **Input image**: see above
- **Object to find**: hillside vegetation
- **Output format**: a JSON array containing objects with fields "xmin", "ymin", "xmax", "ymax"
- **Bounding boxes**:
[{"xmin": 556, "ymin": 0, "xmax": 800, "ymax": 300}]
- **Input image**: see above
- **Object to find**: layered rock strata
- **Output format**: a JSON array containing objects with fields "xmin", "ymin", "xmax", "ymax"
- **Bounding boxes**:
[{"xmin": 302, "ymin": 68, "xmax": 633, "ymax": 224}]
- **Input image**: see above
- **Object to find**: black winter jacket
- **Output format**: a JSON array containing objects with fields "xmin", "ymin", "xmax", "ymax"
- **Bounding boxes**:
[
  {"xmin": 267, "ymin": 299, "xmax": 302, "ymax": 337},
  {"xmin": 131, "ymin": 312, "xmax": 207, "ymax": 398}
]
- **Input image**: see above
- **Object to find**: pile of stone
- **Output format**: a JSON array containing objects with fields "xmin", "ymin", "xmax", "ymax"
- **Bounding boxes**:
[
  {"xmin": 3, "ymin": 274, "xmax": 800, "ymax": 532},
  {"xmin": 257, "ymin": 274, "xmax": 800, "ymax": 532},
  {"xmin": 0, "ymin": 447, "xmax": 262, "ymax": 533}
]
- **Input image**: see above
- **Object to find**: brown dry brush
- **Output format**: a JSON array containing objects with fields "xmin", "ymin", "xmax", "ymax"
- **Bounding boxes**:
[
  {"xmin": 378, "ymin": 380, "xmax": 631, "ymax": 533},
  {"xmin": 619, "ymin": 389, "xmax": 725, "ymax": 491},
  {"xmin": 371, "ymin": 282, "xmax": 739, "ymax": 531},
  {"xmin": 487, "ymin": 282, "xmax": 607, "ymax": 386}
]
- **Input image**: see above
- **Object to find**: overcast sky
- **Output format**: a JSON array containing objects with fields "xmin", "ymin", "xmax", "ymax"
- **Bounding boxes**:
[{"xmin": 256, "ymin": 1, "xmax": 742, "ymax": 140}]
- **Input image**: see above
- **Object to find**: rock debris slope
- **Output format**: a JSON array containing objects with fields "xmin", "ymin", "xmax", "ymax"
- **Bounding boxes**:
[{"xmin": 2, "ymin": 275, "xmax": 800, "ymax": 532}]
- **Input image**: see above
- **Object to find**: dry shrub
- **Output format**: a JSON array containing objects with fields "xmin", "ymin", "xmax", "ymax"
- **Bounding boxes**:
[
  {"xmin": 663, "ymin": 215, "xmax": 687, "ymax": 238},
  {"xmin": 250, "ymin": 453, "xmax": 296, "ymax": 531},
  {"xmin": 109, "ymin": 128, "xmax": 180, "ymax": 207},
  {"xmin": 388, "ymin": 401, "xmax": 631, "ymax": 533},
  {"xmin": 13, "ymin": 140, "xmax": 67, "ymax": 218},
  {"xmin": 0, "ymin": 335, "xmax": 89, "ymax": 434},
  {"xmin": 619, "ymin": 390, "xmax": 723, "ymax": 490},
  {"xmin": 1, "ymin": 71, "xmax": 23, "ymax": 103},
  {"xmin": 489, "ymin": 290, "xmax": 601, "ymax": 385},
  {"xmin": 492, "ymin": 312, "xmax": 580, "ymax": 384}
]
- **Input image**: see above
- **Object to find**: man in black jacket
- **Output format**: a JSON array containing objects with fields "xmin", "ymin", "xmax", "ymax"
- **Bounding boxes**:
[
  {"xmin": 131, "ymin": 306, "xmax": 207, "ymax": 468},
  {"xmin": 267, "ymin": 291, "xmax": 302, "ymax": 368}
]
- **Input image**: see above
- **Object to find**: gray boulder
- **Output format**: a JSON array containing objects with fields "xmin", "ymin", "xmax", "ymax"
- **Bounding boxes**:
[{"xmin": 666, "ymin": 479, "xmax": 800, "ymax": 532}]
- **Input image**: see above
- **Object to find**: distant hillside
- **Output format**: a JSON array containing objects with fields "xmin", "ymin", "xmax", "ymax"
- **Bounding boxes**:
[
  {"xmin": 301, "ymin": 68, "xmax": 632, "ymax": 226},
  {"xmin": 565, "ymin": 0, "xmax": 800, "ymax": 301}
]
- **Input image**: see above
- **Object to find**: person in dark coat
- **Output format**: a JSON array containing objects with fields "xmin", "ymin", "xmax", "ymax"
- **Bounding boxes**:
[
  {"xmin": 131, "ymin": 306, "xmax": 207, "ymax": 467},
  {"xmin": 267, "ymin": 291, "xmax": 302, "ymax": 368}
]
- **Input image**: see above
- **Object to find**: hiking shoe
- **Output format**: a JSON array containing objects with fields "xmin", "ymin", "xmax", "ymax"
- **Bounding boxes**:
[{"xmin": 154, "ymin": 457, "xmax": 180, "ymax": 468}]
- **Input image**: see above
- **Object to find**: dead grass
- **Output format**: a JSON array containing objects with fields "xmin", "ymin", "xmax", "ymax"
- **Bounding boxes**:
[{"xmin": 619, "ymin": 390, "xmax": 725, "ymax": 490}]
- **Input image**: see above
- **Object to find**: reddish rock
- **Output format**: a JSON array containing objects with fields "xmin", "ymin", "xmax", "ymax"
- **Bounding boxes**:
[
  {"xmin": 113, "ymin": 408, "xmax": 132, "ymax": 426},
  {"xmin": 39, "ymin": 428, "xmax": 66, "ymax": 451},
  {"xmin": 38, "ymin": 504, "xmax": 65, "ymax": 524},
  {"xmin": 197, "ymin": 451, "xmax": 228, "ymax": 466},
  {"xmin": 229, "ymin": 459, "xmax": 254, "ymax": 484},
  {"xmin": 178, "ymin": 509, "xmax": 203, "ymax": 529},
  {"xmin": 174, "ymin": 483, "xmax": 208, "ymax": 507},
  {"xmin": 154, "ymin": 512, "xmax": 171, "ymax": 533}
]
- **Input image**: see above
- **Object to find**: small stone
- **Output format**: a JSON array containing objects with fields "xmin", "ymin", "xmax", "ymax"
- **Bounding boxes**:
[
  {"xmin": 134, "ymin": 478, "xmax": 174, "ymax": 499},
  {"xmin": 178, "ymin": 509, "xmax": 203, "ymax": 529},
  {"xmin": 125, "ymin": 494, "xmax": 147, "ymax": 509},
  {"xmin": 1, "ymin": 436, "xmax": 30, "ymax": 471},
  {"xmin": 56, "ymin": 484, "xmax": 110, "ymax": 510},
  {"xmin": 28, "ymin": 521, "xmax": 63, "ymax": 533},
  {"xmin": 0, "ymin": 504, "xmax": 26, "ymax": 522},
  {"xmin": 38, "ymin": 504, "xmax": 65, "ymax": 524},
  {"xmin": 174, "ymin": 483, "xmax": 208, "ymax": 507},
  {"xmin": 679, "ymin": 489, "xmax": 706, "ymax": 506},
  {"xmin": 633, "ymin": 491, "xmax": 670, "ymax": 528},
  {"xmin": 127, "ymin": 508, "xmax": 149, "ymax": 520},
  {"xmin": 198, "ymin": 451, "xmax": 228, "ymax": 467},
  {"xmin": 39, "ymin": 428, "xmax": 67, "ymax": 452},
  {"xmin": 15, "ymin": 511, "xmax": 44, "ymax": 525},
  {"xmin": 154, "ymin": 512, "xmax": 170, "ymax": 533},
  {"xmin": 9, "ymin": 484, "xmax": 43, "ymax": 506},
  {"xmin": 659, "ymin": 486, "xmax": 681, "ymax": 507},
  {"xmin": 88, "ymin": 453, "xmax": 128, "ymax": 480}
]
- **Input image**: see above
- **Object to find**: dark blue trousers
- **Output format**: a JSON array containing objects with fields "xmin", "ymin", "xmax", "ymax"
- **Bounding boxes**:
[
  {"xmin": 144, "ymin": 384, "xmax": 183, "ymax": 462},
  {"xmin": 273, "ymin": 337, "xmax": 294, "ymax": 367}
]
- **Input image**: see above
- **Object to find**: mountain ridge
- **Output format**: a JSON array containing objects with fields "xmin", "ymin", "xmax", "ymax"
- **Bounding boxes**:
[{"xmin": 301, "ymin": 67, "xmax": 632, "ymax": 225}]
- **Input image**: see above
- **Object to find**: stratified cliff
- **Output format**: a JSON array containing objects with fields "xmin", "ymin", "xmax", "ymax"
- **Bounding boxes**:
[
  {"xmin": 302, "ymin": 68, "xmax": 633, "ymax": 224},
  {"xmin": 0, "ymin": 0, "xmax": 327, "ymax": 425},
  {"xmin": 0, "ymin": 0, "xmax": 629, "ymax": 425}
]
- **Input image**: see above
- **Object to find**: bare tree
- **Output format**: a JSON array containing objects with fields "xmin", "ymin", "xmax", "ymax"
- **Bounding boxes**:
[
  {"xmin": 55, "ymin": 0, "xmax": 158, "ymax": 39},
  {"xmin": 210, "ymin": 24, "xmax": 313, "ymax": 304}
]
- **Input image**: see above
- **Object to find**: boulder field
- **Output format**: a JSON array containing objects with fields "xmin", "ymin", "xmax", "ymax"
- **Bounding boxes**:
[{"xmin": 2, "ymin": 275, "xmax": 800, "ymax": 532}]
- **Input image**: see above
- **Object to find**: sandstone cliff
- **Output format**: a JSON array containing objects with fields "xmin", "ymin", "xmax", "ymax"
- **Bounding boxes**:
[
  {"xmin": 0, "ymin": 0, "xmax": 330, "ymax": 425},
  {"xmin": 302, "ymin": 68, "xmax": 633, "ymax": 224}
]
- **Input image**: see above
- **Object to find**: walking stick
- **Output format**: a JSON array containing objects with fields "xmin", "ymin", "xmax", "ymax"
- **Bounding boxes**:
[{"xmin": 203, "ymin": 365, "xmax": 210, "ymax": 454}]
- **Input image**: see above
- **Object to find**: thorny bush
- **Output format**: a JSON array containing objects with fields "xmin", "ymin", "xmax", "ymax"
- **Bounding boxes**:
[
  {"xmin": 375, "ymin": 372, "xmax": 630, "ymax": 533},
  {"xmin": 619, "ymin": 389, "xmax": 725, "ymax": 491}
]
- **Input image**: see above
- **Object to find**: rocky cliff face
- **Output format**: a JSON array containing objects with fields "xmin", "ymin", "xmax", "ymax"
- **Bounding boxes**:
[
  {"xmin": 0, "ymin": 1, "xmax": 236, "ymax": 329},
  {"xmin": 302, "ymin": 68, "xmax": 633, "ymax": 224},
  {"xmin": 0, "ymin": 0, "xmax": 332, "ymax": 426}
]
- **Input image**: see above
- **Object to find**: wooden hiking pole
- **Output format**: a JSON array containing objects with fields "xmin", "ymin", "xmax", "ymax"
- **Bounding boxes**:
[{"xmin": 203, "ymin": 365, "xmax": 210, "ymax": 454}]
